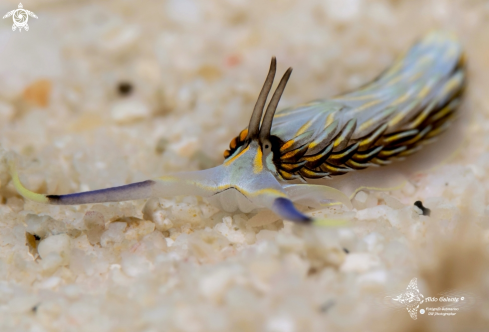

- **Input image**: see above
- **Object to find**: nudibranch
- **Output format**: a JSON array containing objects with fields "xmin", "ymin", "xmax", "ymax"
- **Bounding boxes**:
[{"xmin": 9, "ymin": 31, "xmax": 465, "ymax": 226}]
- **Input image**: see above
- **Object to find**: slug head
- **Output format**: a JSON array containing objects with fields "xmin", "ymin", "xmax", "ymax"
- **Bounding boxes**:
[{"xmin": 224, "ymin": 57, "xmax": 292, "ymax": 176}]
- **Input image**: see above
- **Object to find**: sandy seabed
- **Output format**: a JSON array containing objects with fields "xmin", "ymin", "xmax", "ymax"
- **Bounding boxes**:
[{"xmin": 0, "ymin": 0, "xmax": 488, "ymax": 331}]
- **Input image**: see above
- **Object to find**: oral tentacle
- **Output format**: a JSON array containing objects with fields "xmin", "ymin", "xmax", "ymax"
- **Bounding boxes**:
[
  {"xmin": 9, "ymin": 157, "xmax": 225, "ymax": 205},
  {"xmin": 9, "ymin": 159, "xmax": 51, "ymax": 204},
  {"xmin": 247, "ymin": 57, "xmax": 277, "ymax": 140},
  {"xmin": 271, "ymin": 197, "xmax": 312, "ymax": 223},
  {"xmin": 270, "ymin": 196, "xmax": 348, "ymax": 227},
  {"xmin": 47, "ymin": 181, "xmax": 155, "ymax": 205}
]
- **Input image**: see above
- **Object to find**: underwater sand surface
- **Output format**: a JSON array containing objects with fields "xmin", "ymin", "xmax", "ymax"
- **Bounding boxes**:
[{"xmin": 0, "ymin": 0, "xmax": 488, "ymax": 331}]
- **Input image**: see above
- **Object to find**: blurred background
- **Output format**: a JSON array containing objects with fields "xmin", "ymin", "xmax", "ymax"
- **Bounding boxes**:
[
  {"xmin": 0, "ymin": 0, "xmax": 488, "ymax": 331},
  {"xmin": 1, "ymin": 0, "xmax": 487, "ymax": 190}
]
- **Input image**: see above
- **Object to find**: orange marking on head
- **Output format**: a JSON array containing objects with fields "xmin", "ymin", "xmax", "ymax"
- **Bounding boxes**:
[
  {"xmin": 224, "ymin": 145, "xmax": 250, "ymax": 166},
  {"xmin": 239, "ymin": 129, "xmax": 248, "ymax": 141},
  {"xmin": 281, "ymin": 149, "xmax": 301, "ymax": 160},
  {"xmin": 304, "ymin": 153, "xmax": 323, "ymax": 163},
  {"xmin": 280, "ymin": 139, "xmax": 295, "ymax": 153},
  {"xmin": 253, "ymin": 146, "xmax": 263, "ymax": 173},
  {"xmin": 278, "ymin": 169, "xmax": 296, "ymax": 180},
  {"xmin": 280, "ymin": 163, "xmax": 300, "ymax": 171}
]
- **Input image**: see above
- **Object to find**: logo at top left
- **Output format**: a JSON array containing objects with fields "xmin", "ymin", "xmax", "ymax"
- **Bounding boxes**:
[{"xmin": 3, "ymin": 3, "xmax": 38, "ymax": 32}]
